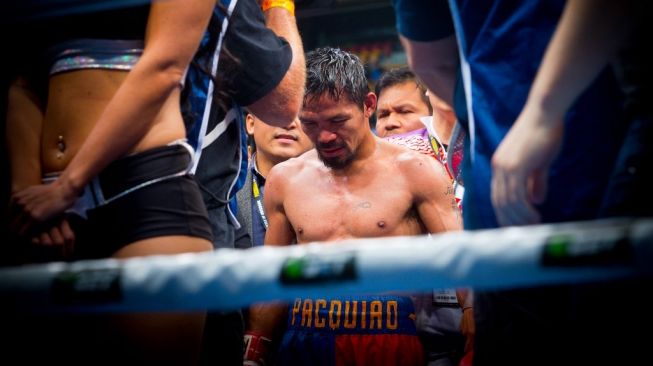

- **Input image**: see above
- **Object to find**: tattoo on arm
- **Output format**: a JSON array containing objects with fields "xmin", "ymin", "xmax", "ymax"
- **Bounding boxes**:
[
  {"xmin": 451, "ymin": 198, "xmax": 460, "ymax": 219},
  {"xmin": 355, "ymin": 201, "xmax": 372, "ymax": 209}
]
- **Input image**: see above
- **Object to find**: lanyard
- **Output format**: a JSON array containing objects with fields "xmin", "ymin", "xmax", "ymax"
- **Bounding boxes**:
[
  {"xmin": 251, "ymin": 173, "xmax": 269, "ymax": 230},
  {"xmin": 429, "ymin": 134, "xmax": 446, "ymax": 164},
  {"xmin": 429, "ymin": 134, "xmax": 455, "ymax": 181},
  {"xmin": 429, "ymin": 133, "xmax": 442, "ymax": 161}
]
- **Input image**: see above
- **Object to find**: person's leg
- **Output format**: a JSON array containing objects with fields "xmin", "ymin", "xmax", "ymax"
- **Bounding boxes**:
[
  {"xmin": 104, "ymin": 172, "xmax": 214, "ymax": 364},
  {"xmin": 110, "ymin": 235, "xmax": 211, "ymax": 364},
  {"xmin": 82, "ymin": 167, "xmax": 214, "ymax": 364}
]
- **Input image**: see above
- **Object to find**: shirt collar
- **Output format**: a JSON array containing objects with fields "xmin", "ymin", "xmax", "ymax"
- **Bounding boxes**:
[{"xmin": 250, "ymin": 152, "xmax": 266, "ymax": 183}]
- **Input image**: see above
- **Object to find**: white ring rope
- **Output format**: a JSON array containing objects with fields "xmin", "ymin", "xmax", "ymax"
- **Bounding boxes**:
[{"xmin": 2, "ymin": 218, "xmax": 652, "ymax": 313}]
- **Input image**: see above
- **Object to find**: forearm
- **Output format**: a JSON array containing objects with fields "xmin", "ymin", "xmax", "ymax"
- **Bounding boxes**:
[
  {"xmin": 248, "ymin": 302, "xmax": 288, "ymax": 336},
  {"xmin": 399, "ymin": 35, "xmax": 458, "ymax": 107},
  {"xmin": 456, "ymin": 288, "xmax": 473, "ymax": 310},
  {"xmin": 526, "ymin": 0, "xmax": 634, "ymax": 124},
  {"xmin": 457, "ymin": 288, "xmax": 475, "ymax": 353},
  {"xmin": 265, "ymin": 5, "xmax": 303, "ymax": 59},
  {"xmin": 247, "ymin": 3, "xmax": 305, "ymax": 126}
]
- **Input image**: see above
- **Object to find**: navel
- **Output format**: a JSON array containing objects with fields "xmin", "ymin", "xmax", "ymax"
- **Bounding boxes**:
[
  {"xmin": 56, "ymin": 135, "xmax": 66, "ymax": 159},
  {"xmin": 377, "ymin": 221, "xmax": 386, "ymax": 229},
  {"xmin": 297, "ymin": 227, "xmax": 304, "ymax": 235}
]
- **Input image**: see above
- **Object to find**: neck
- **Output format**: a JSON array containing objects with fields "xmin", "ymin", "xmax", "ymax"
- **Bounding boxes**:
[
  {"xmin": 254, "ymin": 152, "xmax": 277, "ymax": 177},
  {"xmin": 432, "ymin": 108, "xmax": 456, "ymax": 144}
]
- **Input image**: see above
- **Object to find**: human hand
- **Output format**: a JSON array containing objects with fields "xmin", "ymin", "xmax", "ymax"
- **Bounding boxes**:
[
  {"xmin": 10, "ymin": 180, "xmax": 79, "ymax": 237},
  {"xmin": 491, "ymin": 104, "xmax": 564, "ymax": 226},
  {"xmin": 31, "ymin": 217, "xmax": 76, "ymax": 260}
]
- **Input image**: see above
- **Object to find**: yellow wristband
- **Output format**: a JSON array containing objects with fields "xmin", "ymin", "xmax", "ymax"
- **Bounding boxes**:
[{"xmin": 261, "ymin": 0, "xmax": 295, "ymax": 15}]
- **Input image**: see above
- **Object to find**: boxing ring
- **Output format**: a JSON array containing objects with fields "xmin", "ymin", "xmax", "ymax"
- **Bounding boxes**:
[{"xmin": 1, "ymin": 218, "xmax": 652, "ymax": 313}]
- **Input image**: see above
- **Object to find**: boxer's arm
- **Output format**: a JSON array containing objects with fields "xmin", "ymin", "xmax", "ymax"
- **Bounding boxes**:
[
  {"xmin": 261, "ymin": 164, "xmax": 296, "ymax": 246},
  {"xmin": 406, "ymin": 151, "xmax": 471, "ymax": 358},
  {"xmin": 244, "ymin": 164, "xmax": 295, "ymax": 365},
  {"xmin": 406, "ymin": 152, "xmax": 462, "ymax": 233}
]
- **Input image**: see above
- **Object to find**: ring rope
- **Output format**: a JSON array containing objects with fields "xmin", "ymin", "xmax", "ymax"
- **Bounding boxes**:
[{"xmin": 1, "ymin": 218, "xmax": 651, "ymax": 313}]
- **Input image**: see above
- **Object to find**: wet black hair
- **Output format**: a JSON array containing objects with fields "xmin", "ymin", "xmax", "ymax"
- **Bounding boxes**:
[{"xmin": 304, "ymin": 47, "xmax": 368, "ymax": 110}]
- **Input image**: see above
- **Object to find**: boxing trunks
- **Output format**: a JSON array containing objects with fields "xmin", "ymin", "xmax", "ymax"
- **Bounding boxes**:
[{"xmin": 278, "ymin": 294, "xmax": 424, "ymax": 366}]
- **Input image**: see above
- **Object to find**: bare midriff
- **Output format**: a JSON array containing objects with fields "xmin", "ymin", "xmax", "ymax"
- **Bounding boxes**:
[{"xmin": 41, "ymin": 69, "xmax": 186, "ymax": 174}]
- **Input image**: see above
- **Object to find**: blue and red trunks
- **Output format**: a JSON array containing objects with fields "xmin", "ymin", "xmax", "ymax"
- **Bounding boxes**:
[{"xmin": 278, "ymin": 294, "xmax": 424, "ymax": 366}]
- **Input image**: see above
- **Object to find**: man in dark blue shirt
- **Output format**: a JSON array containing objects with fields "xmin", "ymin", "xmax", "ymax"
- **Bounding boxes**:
[{"xmin": 391, "ymin": 1, "xmax": 648, "ymax": 365}]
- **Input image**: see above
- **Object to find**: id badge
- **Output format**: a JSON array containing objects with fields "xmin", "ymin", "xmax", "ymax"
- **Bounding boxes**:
[{"xmin": 433, "ymin": 288, "xmax": 459, "ymax": 307}]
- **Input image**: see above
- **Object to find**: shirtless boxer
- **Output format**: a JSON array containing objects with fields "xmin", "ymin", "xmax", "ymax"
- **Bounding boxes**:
[{"xmin": 244, "ymin": 47, "xmax": 461, "ymax": 366}]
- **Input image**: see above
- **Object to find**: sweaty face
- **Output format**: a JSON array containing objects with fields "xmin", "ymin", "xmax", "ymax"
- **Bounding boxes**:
[
  {"xmin": 375, "ymin": 81, "xmax": 431, "ymax": 137},
  {"xmin": 300, "ymin": 94, "xmax": 370, "ymax": 170},
  {"xmin": 248, "ymin": 115, "xmax": 313, "ymax": 165}
]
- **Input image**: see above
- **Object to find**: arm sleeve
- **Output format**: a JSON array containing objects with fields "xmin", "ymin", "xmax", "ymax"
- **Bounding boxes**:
[
  {"xmin": 225, "ymin": 0, "xmax": 293, "ymax": 106},
  {"xmin": 392, "ymin": 0, "xmax": 455, "ymax": 41}
]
